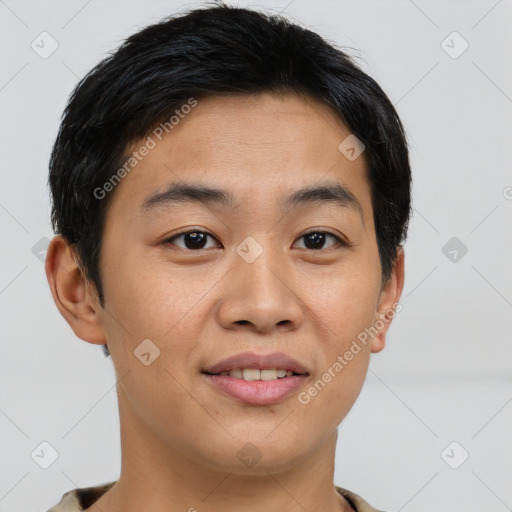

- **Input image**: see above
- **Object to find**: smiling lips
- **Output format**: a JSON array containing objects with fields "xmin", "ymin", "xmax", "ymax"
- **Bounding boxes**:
[
  {"xmin": 217, "ymin": 368, "xmax": 293, "ymax": 380},
  {"xmin": 203, "ymin": 351, "xmax": 309, "ymax": 375},
  {"xmin": 202, "ymin": 351, "xmax": 310, "ymax": 405}
]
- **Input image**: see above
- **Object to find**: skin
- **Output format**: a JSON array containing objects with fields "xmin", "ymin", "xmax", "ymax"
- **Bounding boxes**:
[{"xmin": 46, "ymin": 91, "xmax": 404, "ymax": 512}]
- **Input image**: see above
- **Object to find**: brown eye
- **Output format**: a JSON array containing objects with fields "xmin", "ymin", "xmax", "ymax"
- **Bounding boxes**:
[
  {"xmin": 295, "ymin": 231, "xmax": 346, "ymax": 250},
  {"xmin": 164, "ymin": 229, "xmax": 346, "ymax": 251},
  {"xmin": 165, "ymin": 230, "xmax": 220, "ymax": 250}
]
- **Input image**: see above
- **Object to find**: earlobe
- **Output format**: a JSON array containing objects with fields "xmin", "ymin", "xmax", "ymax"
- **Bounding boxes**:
[
  {"xmin": 370, "ymin": 247, "xmax": 405, "ymax": 353},
  {"xmin": 45, "ymin": 235, "xmax": 106, "ymax": 345}
]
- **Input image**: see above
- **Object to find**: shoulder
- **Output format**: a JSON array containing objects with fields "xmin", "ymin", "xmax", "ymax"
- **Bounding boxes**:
[
  {"xmin": 46, "ymin": 481, "xmax": 116, "ymax": 512},
  {"xmin": 48, "ymin": 482, "xmax": 386, "ymax": 512},
  {"xmin": 336, "ymin": 486, "xmax": 390, "ymax": 512}
]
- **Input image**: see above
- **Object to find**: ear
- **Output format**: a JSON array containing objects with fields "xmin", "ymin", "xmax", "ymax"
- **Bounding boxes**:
[
  {"xmin": 45, "ymin": 235, "xmax": 106, "ymax": 345},
  {"xmin": 370, "ymin": 247, "xmax": 405, "ymax": 353}
]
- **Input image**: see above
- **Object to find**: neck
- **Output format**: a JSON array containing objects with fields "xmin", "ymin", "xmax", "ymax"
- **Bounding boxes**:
[{"xmin": 85, "ymin": 387, "xmax": 352, "ymax": 512}]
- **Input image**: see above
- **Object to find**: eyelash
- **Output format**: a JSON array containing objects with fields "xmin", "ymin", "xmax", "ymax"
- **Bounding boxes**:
[{"xmin": 163, "ymin": 228, "xmax": 348, "ymax": 251}]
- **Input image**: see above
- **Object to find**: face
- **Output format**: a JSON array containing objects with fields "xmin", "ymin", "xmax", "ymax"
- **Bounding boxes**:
[{"xmin": 53, "ymin": 91, "xmax": 403, "ymax": 474}]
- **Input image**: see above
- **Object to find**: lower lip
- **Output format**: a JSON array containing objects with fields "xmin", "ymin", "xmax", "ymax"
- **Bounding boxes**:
[{"xmin": 202, "ymin": 373, "xmax": 308, "ymax": 405}]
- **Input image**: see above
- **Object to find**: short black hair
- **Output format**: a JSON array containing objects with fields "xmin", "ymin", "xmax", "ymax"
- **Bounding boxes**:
[{"xmin": 48, "ymin": 2, "xmax": 412, "ymax": 358}]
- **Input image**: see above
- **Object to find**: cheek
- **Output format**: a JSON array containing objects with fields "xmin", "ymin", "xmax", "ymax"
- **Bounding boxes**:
[
  {"xmin": 100, "ymin": 250, "xmax": 214, "ymax": 380},
  {"xmin": 102, "ymin": 249, "xmax": 194, "ymax": 333},
  {"xmin": 297, "ymin": 283, "xmax": 376, "ymax": 432},
  {"xmin": 99, "ymin": 256, "xmax": 209, "ymax": 441},
  {"xmin": 310, "ymin": 262, "xmax": 380, "ymax": 342},
  {"xmin": 303, "ymin": 262, "xmax": 379, "ymax": 399},
  {"xmin": 301, "ymin": 354, "xmax": 369, "ymax": 437}
]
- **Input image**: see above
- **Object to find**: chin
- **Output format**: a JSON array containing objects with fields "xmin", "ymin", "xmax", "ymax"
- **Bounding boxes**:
[{"xmin": 192, "ymin": 433, "xmax": 310, "ymax": 475}]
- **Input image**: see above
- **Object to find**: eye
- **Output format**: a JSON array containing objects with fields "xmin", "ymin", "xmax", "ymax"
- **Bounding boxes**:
[
  {"xmin": 164, "ymin": 229, "xmax": 220, "ymax": 250},
  {"xmin": 164, "ymin": 229, "xmax": 347, "ymax": 251},
  {"xmin": 294, "ymin": 230, "xmax": 347, "ymax": 250}
]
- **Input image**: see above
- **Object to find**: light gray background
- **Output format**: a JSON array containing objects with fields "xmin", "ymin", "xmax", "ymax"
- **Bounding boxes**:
[{"xmin": 1, "ymin": 1, "xmax": 511, "ymax": 511}]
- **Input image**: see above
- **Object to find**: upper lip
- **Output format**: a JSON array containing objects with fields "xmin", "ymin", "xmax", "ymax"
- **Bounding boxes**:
[{"xmin": 202, "ymin": 351, "xmax": 310, "ymax": 375}]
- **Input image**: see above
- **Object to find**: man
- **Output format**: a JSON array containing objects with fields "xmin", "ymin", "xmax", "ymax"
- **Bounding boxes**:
[{"xmin": 45, "ymin": 3, "xmax": 411, "ymax": 511}]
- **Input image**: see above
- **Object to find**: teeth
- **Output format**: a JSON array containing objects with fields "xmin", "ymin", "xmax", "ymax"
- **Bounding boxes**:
[
  {"xmin": 260, "ymin": 369, "xmax": 278, "ymax": 380},
  {"xmin": 243, "ymin": 369, "xmax": 260, "ymax": 381},
  {"xmin": 217, "ymin": 368, "xmax": 296, "ymax": 380}
]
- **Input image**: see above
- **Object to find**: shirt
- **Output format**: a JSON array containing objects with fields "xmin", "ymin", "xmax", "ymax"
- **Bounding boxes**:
[{"xmin": 46, "ymin": 481, "xmax": 386, "ymax": 511}]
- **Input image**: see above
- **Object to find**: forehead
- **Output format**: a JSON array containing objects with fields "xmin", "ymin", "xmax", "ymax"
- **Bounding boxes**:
[{"xmin": 106, "ymin": 91, "xmax": 372, "ymax": 220}]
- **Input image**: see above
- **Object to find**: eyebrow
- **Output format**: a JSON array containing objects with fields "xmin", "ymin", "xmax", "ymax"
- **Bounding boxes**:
[{"xmin": 141, "ymin": 180, "xmax": 364, "ymax": 222}]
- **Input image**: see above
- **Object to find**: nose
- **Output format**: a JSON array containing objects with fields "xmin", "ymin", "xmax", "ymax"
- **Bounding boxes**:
[{"xmin": 216, "ymin": 244, "xmax": 304, "ymax": 334}]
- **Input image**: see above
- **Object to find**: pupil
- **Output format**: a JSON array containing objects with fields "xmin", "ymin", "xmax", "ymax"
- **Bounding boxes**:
[
  {"xmin": 185, "ymin": 232, "xmax": 207, "ymax": 249},
  {"xmin": 182, "ymin": 232, "xmax": 327, "ymax": 250},
  {"xmin": 305, "ymin": 233, "xmax": 325, "ymax": 249}
]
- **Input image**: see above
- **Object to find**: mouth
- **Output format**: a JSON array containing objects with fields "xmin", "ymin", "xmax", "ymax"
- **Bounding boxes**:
[
  {"xmin": 202, "ymin": 351, "xmax": 310, "ymax": 376},
  {"xmin": 201, "ymin": 352, "xmax": 310, "ymax": 405},
  {"xmin": 202, "ymin": 368, "xmax": 306, "ymax": 380}
]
